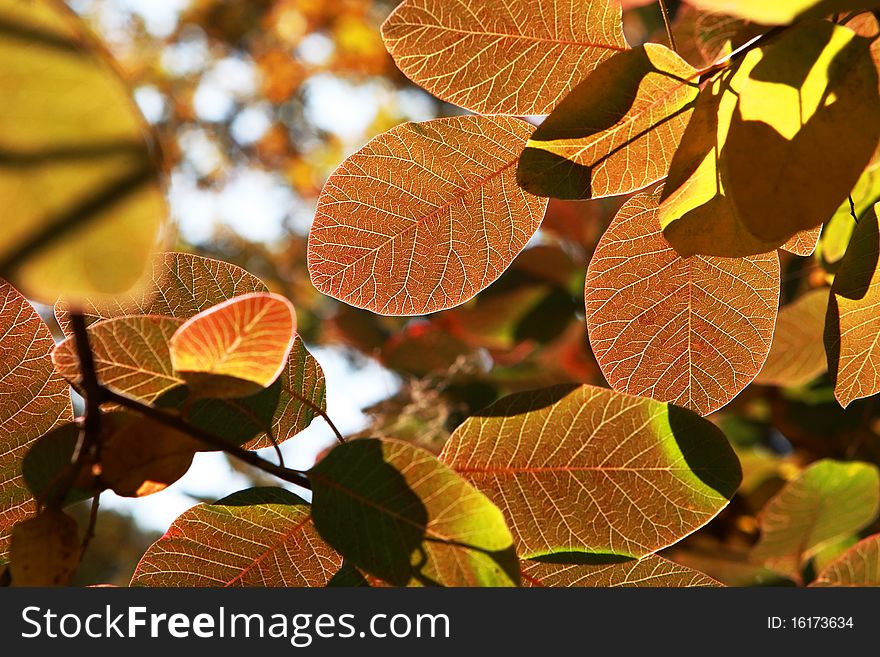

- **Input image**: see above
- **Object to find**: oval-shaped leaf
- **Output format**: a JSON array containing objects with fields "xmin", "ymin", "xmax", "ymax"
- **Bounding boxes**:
[
  {"xmin": 685, "ymin": 0, "xmax": 880, "ymax": 25},
  {"xmin": 826, "ymin": 206, "xmax": 880, "ymax": 408},
  {"xmin": 22, "ymin": 423, "xmax": 99, "ymax": 507},
  {"xmin": 381, "ymin": 0, "xmax": 628, "ymax": 116},
  {"xmin": 0, "ymin": 0, "xmax": 164, "ymax": 303},
  {"xmin": 307, "ymin": 116, "xmax": 548, "ymax": 316},
  {"xmin": 518, "ymin": 44, "xmax": 699, "ymax": 200},
  {"xmin": 169, "ymin": 293, "xmax": 297, "ymax": 398},
  {"xmin": 310, "ymin": 438, "xmax": 520, "ymax": 587},
  {"xmin": 10, "ymin": 508, "xmax": 79, "ymax": 586},
  {"xmin": 753, "ymin": 459, "xmax": 880, "ymax": 578},
  {"xmin": 755, "ymin": 288, "xmax": 829, "ymax": 387},
  {"xmin": 585, "ymin": 190, "xmax": 779, "ymax": 416},
  {"xmin": 521, "ymin": 554, "xmax": 722, "ymax": 587},
  {"xmin": 811, "ymin": 533, "xmax": 880, "ymax": 587},
  {"xmin": 132, "ymin": 488, "xmax": 341, "ymax": 587},
  {"xmin": 52, "ymin": 315, "xmax": 184, "ymax": 402},
  {"xmin": 439, "ymin": 384, "xmax": 742, "ymax": 559},
  {"xmin": 0, "ymin": 280, "xmax": 72, "ymax": 560}
]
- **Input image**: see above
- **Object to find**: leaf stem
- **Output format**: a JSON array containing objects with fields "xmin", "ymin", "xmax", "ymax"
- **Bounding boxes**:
[
  {"xmin": 287, "ymin": 387, "xmax": 346, "ymax": 444},
  {"xmin": 658, "ymin": 0, "xmax": 677, "ymax": 53},
  {"xmin": 80, "ymin": 493, "xmax": 101, "ymax": 559}
]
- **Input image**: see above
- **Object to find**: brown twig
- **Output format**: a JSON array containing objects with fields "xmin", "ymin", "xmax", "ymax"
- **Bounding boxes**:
[
  {"xmin": 80, "ymin": 493, "xmax": 101, "ymax": 559},
  {"xmin": 658, "ymin": 0, "xmax": 677, "ymax": 53},
  {"xmin": 287, "ymin": 386, "xmax": 346, "ymax": 444}
]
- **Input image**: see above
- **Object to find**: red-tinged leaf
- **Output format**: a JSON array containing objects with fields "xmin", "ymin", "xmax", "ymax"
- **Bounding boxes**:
[
  {"xmin": 439, "ymin": 384, "xmax": 742, "ymax": 559},
  {"xmin": 381, "ymin": 0, "xmax": 628, "ymax": 116},
  {"xmin": 753, "ymin": 459, "xmax": 880, "ymax": 578},
  {"xmin": 10, "ymin": 508, "xmax": 79, "ymax": 586},
  {"xmin": 518, "ymin": 44, "xmax": 699, "ymax": 200},
  {"xmin": 811, "ymin": 533, "xmax": 880, "ymax": 587},
  {"xmin": 755, "ymin": 288, "xmax": 830, "ymax": 388},
  {"xmin": 0, "ymin": 280, "xmax": 72, "ymax": 560},
  {"xmin": 131, "ymin": 488, "xmax": 341, "ymax": 587},
  {"xmin": 55, "ymin": 252, "xmax": 268, "ymax": 335},
  {"xmin": 307, "ymin": 116, "xmax": 548, "ymax": 316},
  {"xmin": 521, "ymin": 555, "xmax": 722, "ymax": 587},
  {"xmin": 169, "ymin": 293, "xmax": 297, "ymax": 398},
  {"xmin": 585, "ymin": 190, "xmax": 779, "ymax": 416},
  {"xmin": 782, "ymin": 227, "xmax": 822, "ymax": 257},
  {"xmin": 52, "ymin": 315, "xmax": 184, "ymax": 402},
  {"xmin": 310, "ymin": 438, "xmax": 520, "ymax": 587},
  {"xmin": 826, "ymin": 207, "xmax": 880, "ymax": 407}
]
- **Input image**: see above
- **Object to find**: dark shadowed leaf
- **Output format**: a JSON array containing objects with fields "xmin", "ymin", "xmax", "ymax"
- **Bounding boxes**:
[
  {"xmin": 10, "ymin": 508, "xmax": 79, "ymax": 586},
  {"xmin": 22, "ymin": 423, "xmax": 99, "ymax": 507}
]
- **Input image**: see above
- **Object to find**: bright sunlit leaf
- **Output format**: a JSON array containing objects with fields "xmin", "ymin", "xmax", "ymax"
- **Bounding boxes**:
[
  {"xmin": 685, "ymin": 0, "xmax": 880, "ymax": 26},
  {"xmin": 521, "ymin": 554, "xmax": 722, "ymax": 587},
  {"xmin": 811, "ymin": 533, "xmax": 880, "ymax": 586}
]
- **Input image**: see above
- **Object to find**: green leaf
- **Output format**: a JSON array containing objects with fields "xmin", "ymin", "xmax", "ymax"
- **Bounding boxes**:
[
  {"xmin": 811, "ymin": 533, "xmax": 880, "ymax": 586},
  {"xmin": 817, "ymin": 165, "xmax": 880, "ymax": 269},
  {"xmin": 132, "ymin": 488, "xmax": 341, "ymax": 587},
  {"xmin": 0, "ymin": 279, "xmax": 72, "ymax": 560},
  {"xmin": 518, "ymin": 44, "xmax": 699, "ymax": 200},
  {"xmin": 22, "ymin": 423, "xmax": 99, "ymax": 506},
  {"xmin": 0, "ymin": 0, "xmax": 164, "ymax": 303},
  {"xmin": 439, "ymin": 384, "xmax": 742, "ymax": 559},
  {"xmin": 753, "ymin": 459, "xmax": 880, "ymax": 578},
  {"xmin": 310, "ymin": 438, "xmax": 520, "ymax": 587},
  {"xmin": 686, "ymin": 0, "xmax": 880, "ymax": 25},
  {"xmin": 521, "ymin": 554, "xmax": 722, "ymax": 587}
]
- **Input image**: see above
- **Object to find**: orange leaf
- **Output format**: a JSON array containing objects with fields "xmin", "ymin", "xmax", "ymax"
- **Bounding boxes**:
[
  {"xmin": 10, "ymin": 509, "xmax": 79, "ymax": 586},
  {"xmin": 308, "ymin": 116, "xmax": 548, "ymax": 315},
  {"xmin": 811, "ymin": 533, "xmax": 880, "ymax": 587},
  {"xmin": 521, "ymin": 554, "xmax": 722, "ymax": 587},
  {"xmin": 169, "ymin": 293, "xmax": 297, "ymax": 398},
  {"xmin": 381, "ymin": 0, "xmax": 628, "ymax": 116},
  {"xmin": 585, "ymin": 189, "xmax": 779, "ymax": 415},
  {"xmin": 782, "ymin": 227, "xmax": 822, "ymax": 257}
]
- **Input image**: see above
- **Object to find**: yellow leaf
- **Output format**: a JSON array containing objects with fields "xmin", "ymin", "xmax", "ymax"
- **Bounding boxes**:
[
  {"xmin": 686, "ymin": 0, "xmax": 880, "ymax": 26},
  {"xmin": 10, "ymin": 509, "xmax": 79, "ymax": 586}
]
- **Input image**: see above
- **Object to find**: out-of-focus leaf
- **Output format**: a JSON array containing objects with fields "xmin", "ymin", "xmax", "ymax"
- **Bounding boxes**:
[
  {"xmin": 10, "ymin": 508, "xmax": 79, "ymax": 586},
  {"xmin": 55, "ymin": 252, "xmax": 268, "ymax": 335},
  {"xmin": 169, "ymin": 293, "xmax": 297, "ymax": 398},
  {"xmin": 662, "ymin": 21, "xmax": 880, "ymax": 257},
  {"xmin": 585, "ymin": 190, "xmax": 778, "ymax": 416},
  {"xmin": 132, "ymin": 488, "xmax": 341, "ymax": 587},
  {"xmin": 381, "ymin": 323, "xmax": 474, "ymax": 377},
  {"xmin": 52, "ymin": 315, "xmax": 184, "ymax": 402},
  {"xmin": 440, "ymin": 384, "xmax": 742, "ymax": 559},
  {"xmin": 755, "ymin": 288, "xmax": 830, "ymax": 387},
  {"xmin": 518, "ymin": 44, "xmax": 698, "ymax": 200},
  {"xmin": 22, "ymin": 423, "xmax": 99, "ymax": 507},
  {"xmin": 811, "ymin": 533, "xmax": 880, "ymax": 586},
  {"xmin": 521, "ymin": 555, "xmax": 722, "ymax": 587},
  {"xmin": 753, "ymin": 459, "xmax": 880, "ymax": 578},
  {"xmin": 381, "ymin": 0, "xmax": 627, "ymax": 116},
  {"xmin": 826, "ymin": 206, "xmax": 880, "ymax": 407},
  {"xmin": 685, "ymin": 0, "xmax": 880, "ymax": 25},
  {"xmin": 0, "ymin": 0, "xmax": 164, "ymax": 303},
  {"xmin": 310, "ymin": 438, "xmax": 519, "ymax": 587},
  {"xmin": 0, "ymin": 280, "xmax": 72, "ymax": 560},
  {"xmin": 307, "ymin": 116, "xmax": 548, "ymax": 316}
]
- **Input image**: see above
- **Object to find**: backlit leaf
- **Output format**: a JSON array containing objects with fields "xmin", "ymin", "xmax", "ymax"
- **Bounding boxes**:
[
  {"xmin": 818, "ymin": 165, "xmax": 880, "ymax": 269},
  {"xmin": 169, "ymin": 293, "xmax": 297, "ymax": 398},
  {"xmin": 753, "ymin": 459, "xmax": 880, "ymax": 578},
  {"xmin": 685, "ymin": 0, "xmax": 880, "ymax": 25},
  {"xmin": 52, "ymin": 315, "xmax": 184, "ymax": 402},
  {"xmin": 131, "ymin": 488, "xmax": 340, "ymax": 587},
  {"xmin": 310, "ymin": 438, "xmax": 520, "ymax": 586},
  {"xmin": 517, "ymin": 44, "xmax": 699, "ymax": 200},
  {"xmin": 22, "ymin": 423, "xmax": 99, "ymax": 506},
  {"xmin": 439, "ymin": 384, "xmax": 742, "ymax": 559},
  {"xmin": 811, "ymin": 533, "xmax": 880, "ymax": 586},
  {"xmin": 307, "ymin": 116, "xmax": 548, "ymax": 315},
  {"xmin": 0, "ymin": 280, "xmax": 72, "ymax": 560},
  {"xmin": 755, "ymin": 288, "xmax": 830, "ymax": 387},
  {"xmin": 585, "ymin": 190, "xmax": 779, "ymax": 416},
  {"xmin": 381, "ymin": 0, "xmax": 628, "ymax": 116},
  {"xmin": 521, "ymin": 554, "xmax": 722, "ymax": 587},
  {"xmin": 782, "ymin": 227, "xmax": 822, "ymax": 257},
  {"xmin": 825, "ymin": 206, "xmax": 880, "ymax": 407},
  {"xmin": 0, "ymin": 0, "xmax": 164, "ymax": 303},
  {"xmin": 10, "ymin": 508, "xmax": 79, "ymax": 586}
]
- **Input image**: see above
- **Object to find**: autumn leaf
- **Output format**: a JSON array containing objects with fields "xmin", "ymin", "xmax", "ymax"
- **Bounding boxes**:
[
  {"xmin": 310, "ymin": 438, "xmax": 520, "ymax": 587},
  {"xmin": 0, "ymin": 280, "xmax": 72, "ymax": 560},
  {"xmin": 685, "ymin": 0, "xmax": 880, "ymax": 25},
  {"xmin": 327, "ymin": 562, "xmax": 372, "ymax": 587},
  {"xmin": 755, "ymin": 288, "xmax": 830, "ymax": 388},
  {"xmin": 753, "ymin": 459, "xmax": 880, "ymax": 578},
  {"xmin": 0, "ymin": 0, "xmax": 164, "ymax": 303},
  {"xmin": 131, "ymin": 488, "xmax": 341, "ymax": 586},
  {"xmin": 782, "ymin": 227, "xmax": 822, "ymax": 257},
  {"xmin": 585, "ymin": 190, "xmax": 779, "ymax": 416},
  {"xmin": 308, "ymin": 116, "xmax": 548, "ymax": 315},
  {"xmin": 22, "ymin": 423, "xmax": 99, "ymax": 507},
  {"xmin": 439, "ymin": 384, "xmax": 742, "ymax": 559},
  {"xmin": 661, "ymin": 21, "xmax": 880, "ymax": 257},
  {"xmin": 817, "ymin": 164, "xmax": 880, "ymax": 270},
  {"xmin": 811, "ymin": 533, "xmax": 880, "ymax": 586},
  {"xmin": 381, "ymin": 0, "xmax": 628, "ymax": 116},
  {"xmin": 10, "ymin": 508, "xmax": 79, "ymax": 586},
  {"xmin": 169, "ymin": 293, "xmax": 297, "ymax": 398},
  {"xmin": 52, "ymin": 315, "xmax": 184, "ymax": 402},
  {"xmin": 826, "ymin": 206, "xmax": 880, "ymax": 407},
  {"xmin": 521, "ymin": 554, "xmax": 722, "ymax": 587},
  {"xmin": 517, "ymin": 44, "xmax": 699, "ymax": 200}
]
